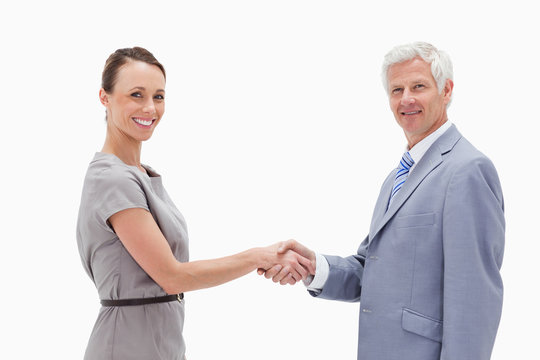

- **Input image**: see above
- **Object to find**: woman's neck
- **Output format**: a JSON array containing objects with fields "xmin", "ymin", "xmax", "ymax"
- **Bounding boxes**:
[{"xmin": 101, "ymin": 130, "xmax": 146, "ymax": 174}]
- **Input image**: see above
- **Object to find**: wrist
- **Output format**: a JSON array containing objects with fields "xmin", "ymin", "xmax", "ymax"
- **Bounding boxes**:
[{"xmin": 246, "ymin": 247, "xmax": 270, "ymax": 270}]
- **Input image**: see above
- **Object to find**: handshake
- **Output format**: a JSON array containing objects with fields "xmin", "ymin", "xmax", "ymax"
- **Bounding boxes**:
[{"xmin": 256, "ymin": 240, "xmax": 316, "ymax": 285}]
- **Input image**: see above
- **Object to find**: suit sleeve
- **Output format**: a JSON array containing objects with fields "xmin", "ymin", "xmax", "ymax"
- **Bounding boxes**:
[
  {"xmin": 441, "ymin": 157, "xmax": 505, "ymax": 360},
  {"xmin": 309, "ymin": 236, "xmax": 369, "ymax": 302}
]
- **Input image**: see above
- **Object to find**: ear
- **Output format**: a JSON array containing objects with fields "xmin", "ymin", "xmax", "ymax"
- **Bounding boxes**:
[
  {"xmin": 442, "ymin": 79, "xmax": 454, "ymax": 105},
  {"xmin": 99, "ymin": 88, "xmax": 109, "ymax": 106}
]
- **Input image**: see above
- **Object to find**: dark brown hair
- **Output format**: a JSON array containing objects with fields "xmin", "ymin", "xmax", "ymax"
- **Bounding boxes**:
[{"xmin": 101, "ymin": 47, "xmax": 166, "ymax": 93}]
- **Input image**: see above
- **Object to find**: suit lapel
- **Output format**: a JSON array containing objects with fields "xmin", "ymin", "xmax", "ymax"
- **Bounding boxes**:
[
  {"xmin": 368, "ymin": 125, "xmax": 462, "ymax": 244},
  {"xmin": 368, "ymin": 171, "xmax": 394, "ymax": 238}
]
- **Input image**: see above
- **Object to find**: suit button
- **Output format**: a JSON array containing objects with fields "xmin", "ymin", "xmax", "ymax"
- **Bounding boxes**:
[{"xmin": 362, "ymin": 308, "xmax": 372, "ymax": 313}]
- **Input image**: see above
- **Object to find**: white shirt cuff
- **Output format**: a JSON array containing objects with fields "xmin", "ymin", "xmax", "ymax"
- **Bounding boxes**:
[{"xmin": 304, "ymin": 253, "xmax": 330, "ymax": 291}]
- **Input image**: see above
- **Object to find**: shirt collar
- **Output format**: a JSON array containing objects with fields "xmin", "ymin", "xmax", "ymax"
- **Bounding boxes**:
[{"xmin": 407, "ymin": 121, "xmax": 452, "ymax": 169}]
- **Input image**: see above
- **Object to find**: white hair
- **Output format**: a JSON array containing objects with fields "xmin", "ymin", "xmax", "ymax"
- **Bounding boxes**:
[{"xmin": 381, "ymin": 42, "xmax": 453, "ymax": 99}]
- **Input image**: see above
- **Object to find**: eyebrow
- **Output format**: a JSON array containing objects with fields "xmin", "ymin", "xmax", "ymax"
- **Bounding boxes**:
[
  {"xmin": 129, "ymin": 86, "xmax": 165, "ymax": 93},
  {"xmin": 390, "ymin": 79, "xmax": 428, "ymax": 88}
]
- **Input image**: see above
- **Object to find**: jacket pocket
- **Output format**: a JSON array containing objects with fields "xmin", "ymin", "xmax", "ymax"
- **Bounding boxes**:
[
  {"xmin": 395, "ymin": 212, "xmax": 435, "ymax": 229},
  {"xmin": 402, "ymin": 308, "xmax": 442, "ymax": 343}
]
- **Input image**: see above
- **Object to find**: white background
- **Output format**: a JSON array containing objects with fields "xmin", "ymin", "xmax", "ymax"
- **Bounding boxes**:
[{"xmin": 1, "ymin": 1, "xmax": 538, "ymax": 359}]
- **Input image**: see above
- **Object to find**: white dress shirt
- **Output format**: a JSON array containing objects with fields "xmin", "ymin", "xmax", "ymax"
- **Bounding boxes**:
[{"xmin": 305, "ymin": 121, "xmax": 453, "ymax": 291}]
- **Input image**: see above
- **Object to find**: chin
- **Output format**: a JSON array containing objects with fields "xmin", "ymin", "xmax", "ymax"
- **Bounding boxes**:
[
  {"xmin": 397, "ymin": 121, "xmax": 419, "ymax": 133},
  {"xmin": 136, "ymin": 131, "xmax": 156, "ymax": 142}
]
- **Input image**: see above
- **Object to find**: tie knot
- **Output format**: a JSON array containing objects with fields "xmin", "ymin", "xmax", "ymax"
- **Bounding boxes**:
[{"xmin": 398, "ymin": 151, "xmax": 414, "ymax": 171}]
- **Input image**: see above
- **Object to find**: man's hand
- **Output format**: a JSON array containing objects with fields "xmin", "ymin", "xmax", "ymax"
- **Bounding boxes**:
[{"xmin": 257, "ymin": 239, "xmax": 316, "ymax": 285}]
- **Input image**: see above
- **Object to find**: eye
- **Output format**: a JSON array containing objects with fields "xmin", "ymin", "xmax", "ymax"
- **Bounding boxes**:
[
  {"xmin": 154, "ymin": 94, "xmax": 165, "ymax": 100},
  {"xmin": 131, "ymin": 92, "xmax": 142, "ymax": 98},
  {"xmin": 391, "ymin": 88, "xmax": 402, "ymax": 95},
  {"xmin": 414, "ymin": 84, "xmax": 425, "ymax": 89}
]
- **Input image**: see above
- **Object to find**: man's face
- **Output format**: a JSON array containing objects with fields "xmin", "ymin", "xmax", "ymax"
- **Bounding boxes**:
[{"xmin": 387, "ymin": 57, "xmax": 453, "ymax": 148}]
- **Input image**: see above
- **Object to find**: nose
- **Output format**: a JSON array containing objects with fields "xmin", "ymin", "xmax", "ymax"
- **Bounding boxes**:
[
  {"xmin": 142, "ymin": 98, "xmax": 156, "ymax": 114},
  {"xmin": 400, "ymin": 89, "xmax": 416, "ymax": 106}
]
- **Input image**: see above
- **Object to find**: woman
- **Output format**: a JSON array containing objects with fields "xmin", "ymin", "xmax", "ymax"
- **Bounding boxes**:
[{"xmin": 76, "ymin": 47, "xmax": 313, "ymax": 360}]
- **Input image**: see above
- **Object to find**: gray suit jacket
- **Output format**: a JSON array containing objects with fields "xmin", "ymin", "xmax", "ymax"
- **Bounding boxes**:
[{"xmin": 313, "ymin": 125, "xmax": 505, "ymax": 360}]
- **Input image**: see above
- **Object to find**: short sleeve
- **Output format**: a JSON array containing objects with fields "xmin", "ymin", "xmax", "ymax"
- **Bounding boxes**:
[{"xmin": 93, "ymin": 165, "xmax": 150, "ymax": 230}]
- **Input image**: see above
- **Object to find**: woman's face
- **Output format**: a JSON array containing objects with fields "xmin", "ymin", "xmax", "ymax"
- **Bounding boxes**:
[{"xmin": 100, "ymin": 60, "xmax": 166, "ymax": 142}]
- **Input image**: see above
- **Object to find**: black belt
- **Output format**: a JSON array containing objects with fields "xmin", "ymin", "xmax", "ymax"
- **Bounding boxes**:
[{"xmin": 100, "ymin": 293, "xmax": 184, "ymax": 307}]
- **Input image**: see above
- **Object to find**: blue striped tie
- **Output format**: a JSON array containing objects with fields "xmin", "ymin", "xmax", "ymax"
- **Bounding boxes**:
[{"xmin": 389, "ymin": 151, "xmax": 414, "ymax": 206}]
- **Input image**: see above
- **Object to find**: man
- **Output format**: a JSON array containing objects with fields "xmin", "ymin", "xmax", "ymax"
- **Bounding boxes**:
[{"xmin": 262, "ymin": 42, "xmax": 505, "ymax": 360}]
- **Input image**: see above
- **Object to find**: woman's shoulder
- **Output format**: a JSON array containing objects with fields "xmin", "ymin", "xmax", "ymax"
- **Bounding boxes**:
[
  {"xmin": 85, "ymin": 152, "xmax": 145, "ymax": 188},
  {"xmin": 78, "ymin": 153, "xmax": 151, "ymax": 230}
]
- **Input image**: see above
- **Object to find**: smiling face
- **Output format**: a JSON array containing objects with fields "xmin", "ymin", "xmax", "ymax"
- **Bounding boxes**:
[
  {"xmin": 100, "ymin": 60, "xmax": 166, "ymax": 143},
  {"xmin": 387, "ymin": 57, "xmax": 453, "ymax": 148}
]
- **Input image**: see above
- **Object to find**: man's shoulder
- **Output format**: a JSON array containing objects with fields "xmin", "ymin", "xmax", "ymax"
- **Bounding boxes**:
[
  {"xmin": 448, "ymin": 135, "xmax": 495, "ymax": 169},
  {"xmin": 443, "ymin": 135, "xmax": 501, "ymax": 190}
]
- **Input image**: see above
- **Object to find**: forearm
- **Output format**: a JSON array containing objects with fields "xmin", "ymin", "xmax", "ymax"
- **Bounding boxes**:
[
  {"xmin": 162, "ymin": 245, "xmax": 312, "ymax": 294},
  {"xmin": 314, "ymin": 254, "xmax": 364, "ymax": 301},
  {"xmin": 163, "ymin": 248, "xmax": 264, "ymax": 294},
  {"xmin": 311, "ymin": 236, "xmax": 367, "ymax": 301}
]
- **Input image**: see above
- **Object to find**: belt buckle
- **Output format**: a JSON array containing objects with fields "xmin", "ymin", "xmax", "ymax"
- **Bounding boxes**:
[{"xmin": 177, "ymin": 294, "xmax": 183, "ymax": 303}]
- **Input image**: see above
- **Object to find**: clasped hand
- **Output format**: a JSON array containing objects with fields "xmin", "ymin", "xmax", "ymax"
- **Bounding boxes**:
[{"xmin": 258, "ymin": 239, "xmax": 316, "ymax": 285}]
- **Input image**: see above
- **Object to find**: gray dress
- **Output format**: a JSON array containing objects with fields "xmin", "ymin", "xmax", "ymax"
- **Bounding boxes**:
[{"xmin": 77, "ymin": 152, "xmax": 189, "ymax": 360}]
